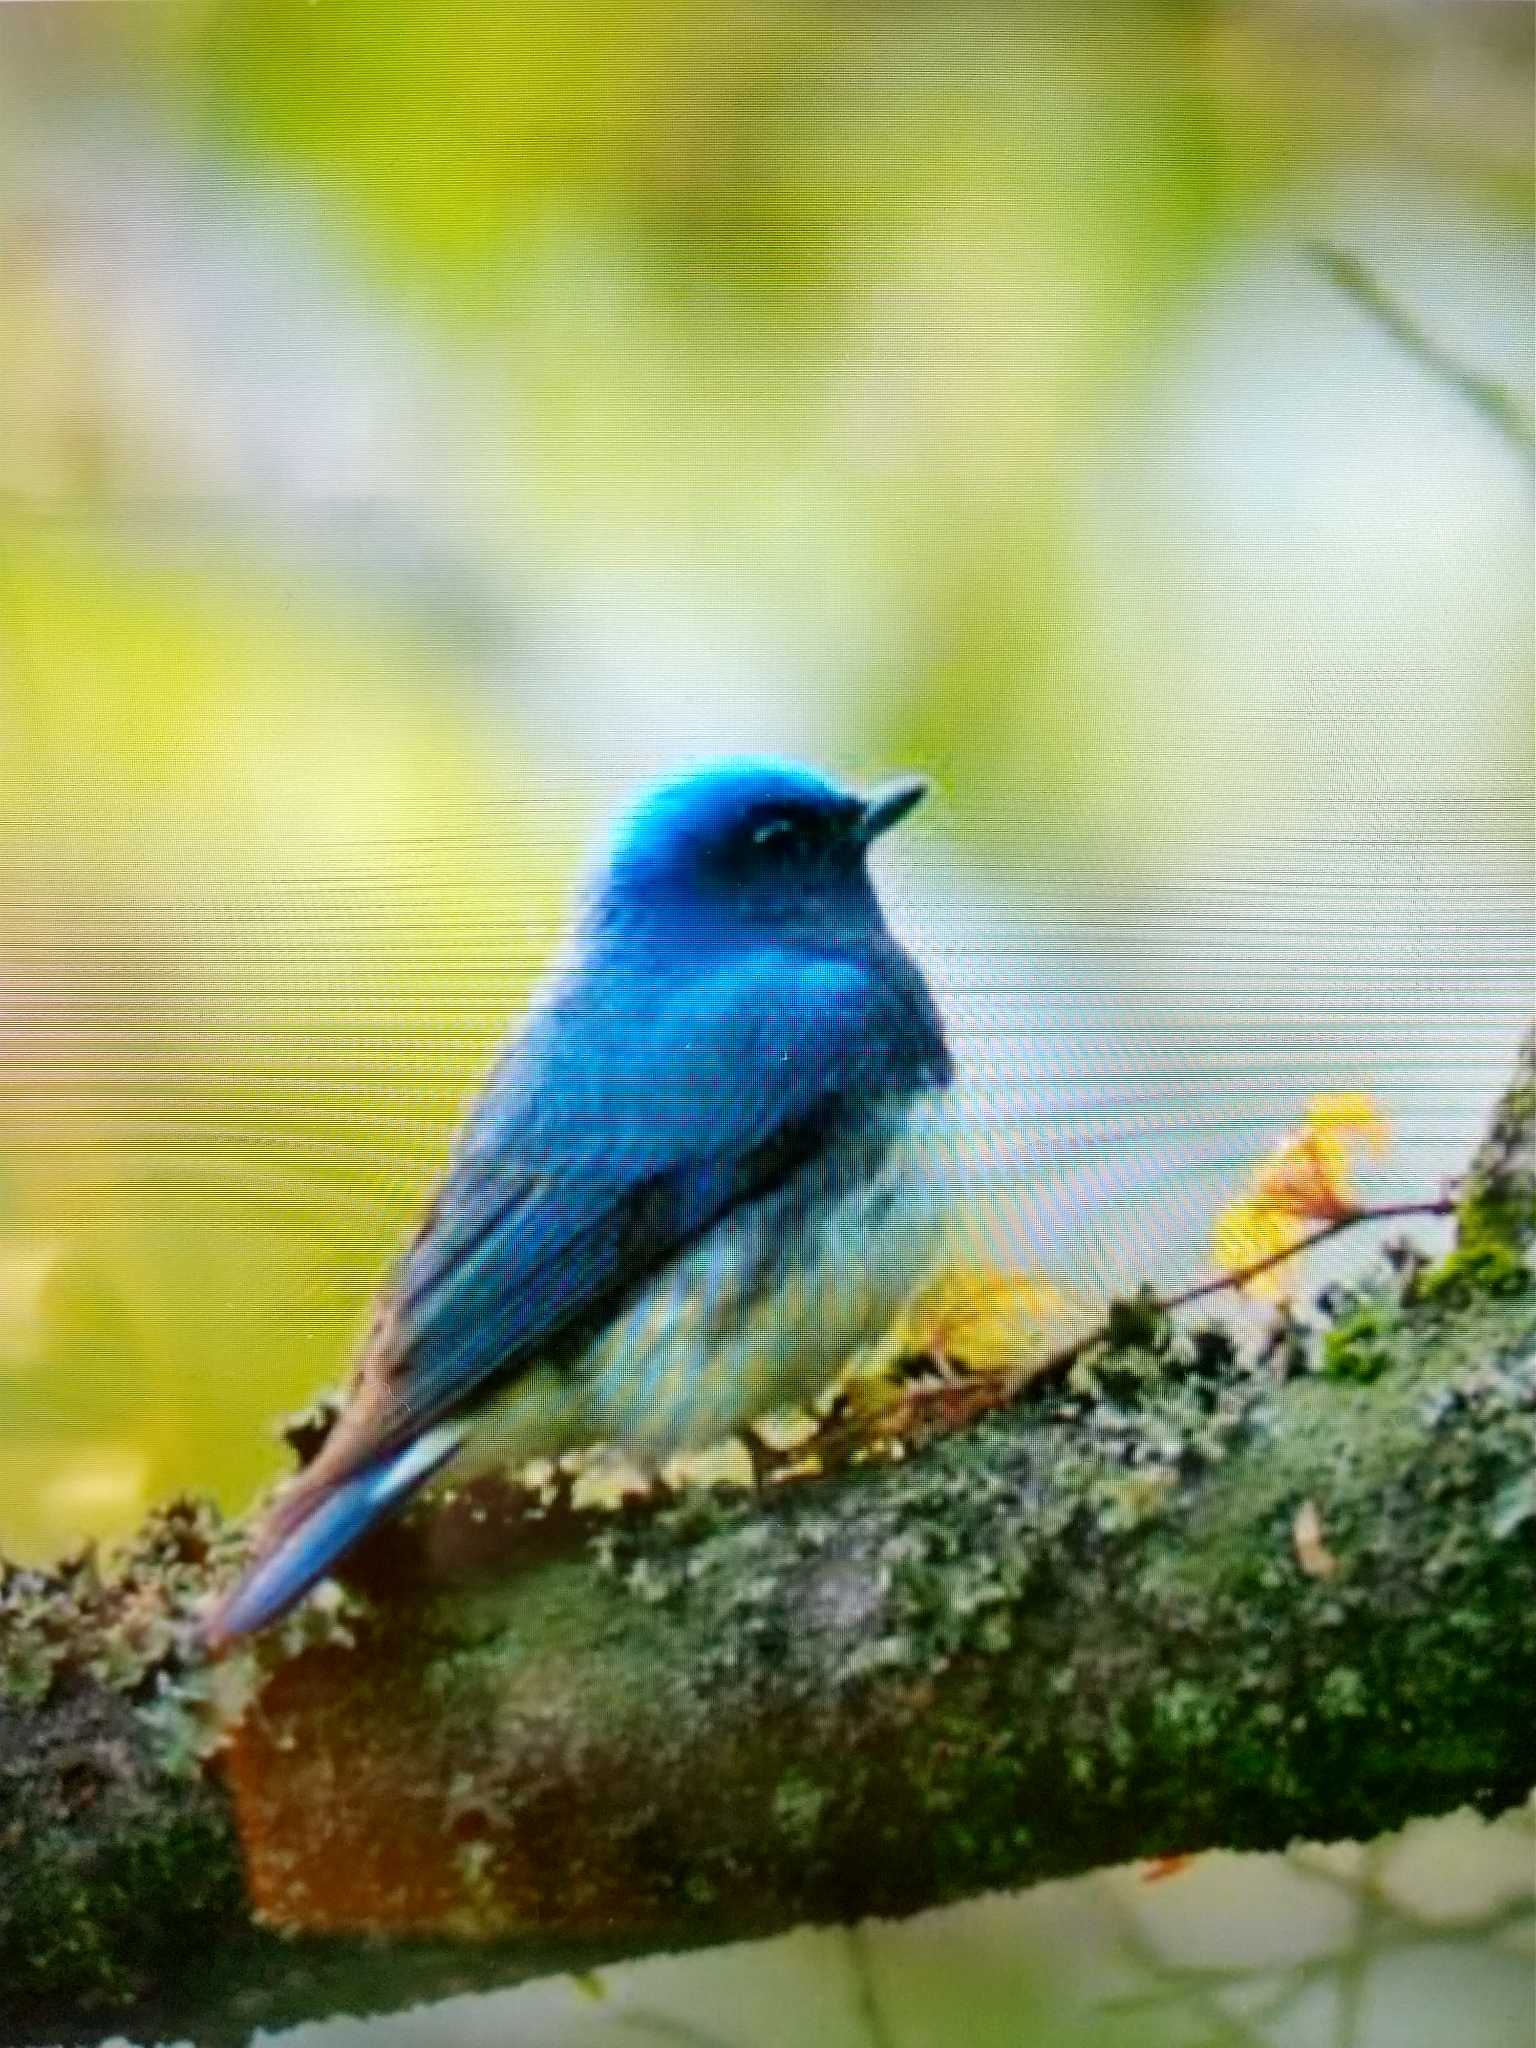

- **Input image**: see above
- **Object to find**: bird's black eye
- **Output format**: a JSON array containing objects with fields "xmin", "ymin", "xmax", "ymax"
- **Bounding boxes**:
[{"xmin": 750, "ymin": 816, "xmax": 798, "ymax": 851}]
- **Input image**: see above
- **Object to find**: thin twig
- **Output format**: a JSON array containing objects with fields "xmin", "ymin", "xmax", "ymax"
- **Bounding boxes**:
[
  {"xmin": 1159, "ymin": 1200, "xmax": 1455, "ymax": 1313},
  {"xmin": 1005, "ymin": 1197, "xmax": 1455, "ymax": 1400},
  {"xmin": 1308, "ymin": 240, "xmax": 1535, "ymax": 469}
]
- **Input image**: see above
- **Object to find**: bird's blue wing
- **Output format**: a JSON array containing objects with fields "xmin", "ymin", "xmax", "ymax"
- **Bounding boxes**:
[{"xmin": 373, "ymin": 943, "xmax": 938, "ymax": 1446}]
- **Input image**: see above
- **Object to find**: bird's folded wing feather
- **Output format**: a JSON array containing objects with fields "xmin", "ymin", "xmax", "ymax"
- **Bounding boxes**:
[{"xmin": 323, "ymin": 947, "xmax": 927, "ymax": 1477}]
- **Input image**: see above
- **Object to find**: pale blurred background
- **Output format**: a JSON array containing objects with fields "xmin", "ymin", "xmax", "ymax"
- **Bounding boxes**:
[{"xmin": 1, "ymin": 3, "xmax": 1531, "ymax": 2045}]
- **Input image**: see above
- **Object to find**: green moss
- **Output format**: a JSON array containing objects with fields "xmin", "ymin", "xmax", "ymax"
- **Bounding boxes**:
[
  {"xmin": 0, "ymin": 1691, "xmax": 245, "ymax": 2022},
  {"xmin": 773, "ymin": 1770, "xmax": 829, "ymax": 1848},
  {"xmin": 1102, "ymin": 1288, "xmax": 1172, "ymax": 1355},
  {"xmin": 1321, "ymin": 1305, "xmax": 1400, "ymax": 1383},
  {"xmin": 1318, "ymin": 1666, "xmax": 1367, "ymax": 1720},
  {"xmin": 1456, "ymin": 1053, "xmax": 1534, "ymax": 1253},
  {"xmin": 0, "ymin": 1501, "xmax": 231, "ymax": 1716},
  {"xmin": 0, "ymin": 1502, "xmax": 262, "ymax": 2030},
  {"xmin": 1417, "ymin": 1239, "xmax": 1531, "ymax": 1309}
]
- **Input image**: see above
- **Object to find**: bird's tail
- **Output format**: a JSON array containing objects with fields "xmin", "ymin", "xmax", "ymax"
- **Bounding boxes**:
[{"xmin": 200, "ymin": 1423, "xmax": 463, "ymax": 1650}]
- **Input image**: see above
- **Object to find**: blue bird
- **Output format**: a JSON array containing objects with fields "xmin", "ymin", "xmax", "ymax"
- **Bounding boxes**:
[{"xmin": 203, "ymin": 759, "xmax": 951, "ymax": 1646}]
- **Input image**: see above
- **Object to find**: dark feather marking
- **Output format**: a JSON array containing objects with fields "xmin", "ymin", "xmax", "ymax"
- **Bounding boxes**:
[{"xmin": 474, "ymin": 1090, "xmax": 862, "ymax": 1399}]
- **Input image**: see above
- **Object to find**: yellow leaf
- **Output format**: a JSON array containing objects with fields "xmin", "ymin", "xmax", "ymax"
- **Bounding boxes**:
[
  {"xmin": 893, "ymin": 1264, "xmax": 1093, "ymax": 1377},
  {"xmin": 833, "ymin": 1263, "xmax": 1094, "ymax": 1448},
  {"xmin": 1305, "ymin": 1092, "xmax": 1392, "ymax": 1160},
  {"xmin": 839, "ymin": 1371, "xmax": 910, "ymax": 1433},
  {"xmin": 663, "ymin": 1439, "xmax": 756, "ymax": 1493},
  {"xmin": 1210, "ymin": 1198, "xmax": 1308, "ymax": 1298},
  {"xmin": 1255, "ymin": 1127, "xmax": 1358, "ymax": 1221},
  {"xmin": 1211, "ymin": 1091, "xmax": 1393, "ymax": 1297}
]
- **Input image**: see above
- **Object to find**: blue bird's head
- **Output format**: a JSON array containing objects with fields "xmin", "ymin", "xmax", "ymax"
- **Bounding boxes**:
[{"xmin": 596, "ymin": 759, "xmax": 930, "ymax": 943}]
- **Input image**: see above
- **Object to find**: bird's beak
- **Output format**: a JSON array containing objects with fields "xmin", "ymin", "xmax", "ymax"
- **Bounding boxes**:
[{"xmin": 856, "ymin": 774, "xmax": 931, "ymax": 844}]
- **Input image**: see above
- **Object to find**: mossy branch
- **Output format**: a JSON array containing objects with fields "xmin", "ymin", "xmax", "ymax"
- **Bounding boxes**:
[{"xmin": 2, "ymin": 1030, "xmax": 1532, "ymax": 2048}]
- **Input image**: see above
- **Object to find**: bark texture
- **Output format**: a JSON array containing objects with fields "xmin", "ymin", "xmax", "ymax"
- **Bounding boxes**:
[{"xmin": 2, "ymin": 1029, "xmax": 1532, "ymax": 2048}]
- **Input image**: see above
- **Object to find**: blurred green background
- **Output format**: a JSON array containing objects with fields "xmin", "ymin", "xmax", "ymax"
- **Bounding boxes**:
[{"xmin": 0, "ymin": 3, "xmax": 1530, "ymax": 2044}]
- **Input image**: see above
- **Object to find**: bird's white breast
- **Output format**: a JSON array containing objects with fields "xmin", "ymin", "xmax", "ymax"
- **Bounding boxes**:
[{"xmin": 460, "ymin": 1089, "xmax": 950, "ymax": 1477}]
